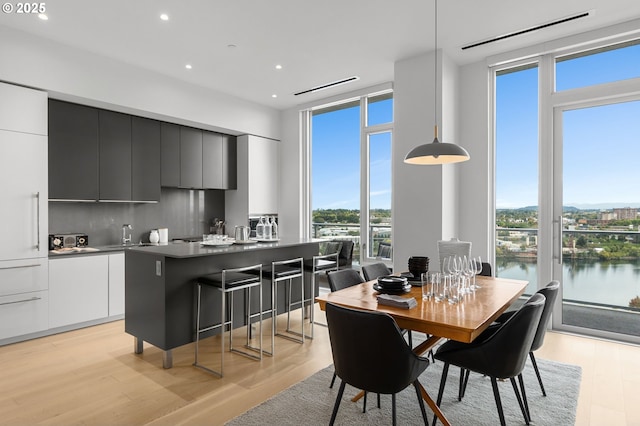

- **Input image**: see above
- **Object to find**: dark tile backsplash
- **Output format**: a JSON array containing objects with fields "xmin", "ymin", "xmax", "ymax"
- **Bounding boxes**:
[{"xmin": 49, "ymin": 188, "xmax": 225, "ymax": 246}]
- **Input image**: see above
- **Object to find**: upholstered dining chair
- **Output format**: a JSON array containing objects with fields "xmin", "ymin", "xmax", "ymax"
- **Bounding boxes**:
[
  {"xmin": 361, "ymin": 262, "xmax": 392, "ymax": 282},
  {"xmin": 490, "ymin": 280, "xmax": 560, "ymax": 396},
  {"xmin": 326, "ymin": 269, "xmax": 365, "ymax": 390},
  {"xmin": 432, "ymin": 293, "xmax": 545, "ymax": 426},
  {"xmin": 360, "ymin": 262, "xmax": 414, "ymax": 348},
  {"xmin": 326, "ymin": 302, "xmax": 441, "ymax": 426},
  {"xmin": 437, "ymin": 238, "xmax": 471, "ymax": 273}
]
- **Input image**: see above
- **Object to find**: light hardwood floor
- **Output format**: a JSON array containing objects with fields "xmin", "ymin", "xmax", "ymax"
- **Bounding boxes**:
[{"xmin": 0, "ymin": 309, "xmax": 638, "ymax": 425}]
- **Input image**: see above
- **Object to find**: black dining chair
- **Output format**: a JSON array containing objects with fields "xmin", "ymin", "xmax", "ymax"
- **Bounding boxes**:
[
  {"xmin": 326, "ymin": 269, "xmax": 365, "ymax": 390},
  {"xmin": 490, "ymin": 280, "xmax": 559, "ymax": 396},
  {"xmin": 326, "ymin": 302, "xmax": 445, "ymax": 426},
  {"xmin": 361, "ymin": 262, "xmax": 392, "ymax": 281},
  {"xmin": 432, "ymin": 293, "xmax": 545, "ymax": 426}
]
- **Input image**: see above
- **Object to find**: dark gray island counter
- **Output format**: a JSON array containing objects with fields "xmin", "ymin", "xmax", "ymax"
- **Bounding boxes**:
[{"xmin": 124, "ymin": 238, "xmax": 320, "ymax": 367}]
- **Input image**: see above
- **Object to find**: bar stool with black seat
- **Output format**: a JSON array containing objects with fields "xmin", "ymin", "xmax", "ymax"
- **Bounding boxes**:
[
  {"xmin": 302, "ymin": 241, "xmax": 342, "ymax": 338},
  {"xmin": 194, "ymin": 263, "xmax": 264, "ymax": 377},
  {"xmin": 268, "ymin": 257, "xmax": 306, "ymax": 352}
]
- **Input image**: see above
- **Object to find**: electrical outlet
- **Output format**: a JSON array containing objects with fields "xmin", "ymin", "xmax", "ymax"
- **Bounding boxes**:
[{"xmin": 155, "ymin": 260, "xmax": 162, "ymax": 276}]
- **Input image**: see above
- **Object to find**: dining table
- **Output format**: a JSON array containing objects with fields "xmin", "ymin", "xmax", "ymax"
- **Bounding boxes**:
[{"xmin": 315, "ymin": 274, "xmax": 528, "ymax": 426}]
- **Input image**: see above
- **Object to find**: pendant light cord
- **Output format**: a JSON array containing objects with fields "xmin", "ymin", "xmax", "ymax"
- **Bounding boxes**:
[{"xmin": 434, "ymin": 0, "xmax": 439, "ymax": 140}]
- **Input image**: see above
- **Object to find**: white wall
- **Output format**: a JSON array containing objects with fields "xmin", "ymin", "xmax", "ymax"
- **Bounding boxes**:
[
  {"xmin": 393, "ymin": 51, "xmax": 447, "ymax": 272},
  {"xmin": 458, "ymin": 60, "xmax": 492, "ymax": 261},
  {"xmin": 0, "ymin": 25, "xmax": 280, "ymax": 139},
  {"xmin": 279, "ymin": 108, "xmax": 303, "ymax": 239}
]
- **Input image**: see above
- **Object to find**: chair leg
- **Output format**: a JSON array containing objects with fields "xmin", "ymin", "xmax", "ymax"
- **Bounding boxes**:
[
  {"xmin": 490, "ymin": 377, "xmax": 506, "ymax": 426},
  {"xmin": 408, "ymin": 330, "xmax": 413, "ymax": 347},
  {"xmin": 329, "ymin": 380, "xmax": 346, "ymax": 426},
  {"xmin": 518, "ymin": 373, "xmax": 531, "ymax": 423},
  {"xmin": 459, "ymin": 368, "xmax": 470, "ymax": 400},
  {"xmin": 329, "ymin": 371, "xmax": 337, "ymax": 388},
  {"xmin": 510, "ymin": 377, "xmax": 530, "ymax": 425},
  {"xmin": 392, "ymin": 393, "xmax": 397, "ymax": 426},
  {"xmin": 377, "ymin": 392, "xmax": 381, "ymax": 408},
  {"xmin": 414, "ymin": 381, "xmax": 429, "ymax": 425},
  {"xmin": 363, "ymin": 391, "xmax": 367, "ymax": 413},
  {"xmin": 529, "ymin": 351, "xmax": 546, "ymax": 396},
  {"xmin": 432, "ymin": 362, "xmax": 449, "ymax": 426}
]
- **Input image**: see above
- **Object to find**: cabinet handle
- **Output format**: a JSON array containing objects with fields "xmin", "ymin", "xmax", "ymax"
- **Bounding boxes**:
[
  {"xmin": 35, "ymin": 191, "xmax": 40, "ymax": 251},
  {"xmin": 0, "ymin": 263, "xmax": 41, "ymax": 270},
  {"xmin": 0, "ymin": 296, "xmax": 41, "ymax": 306}
]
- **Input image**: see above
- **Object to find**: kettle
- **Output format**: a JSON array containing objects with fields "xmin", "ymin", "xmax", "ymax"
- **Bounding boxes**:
[{"xmin": 234, "ymin": 225, "xmax": 250, "ymax": 242}]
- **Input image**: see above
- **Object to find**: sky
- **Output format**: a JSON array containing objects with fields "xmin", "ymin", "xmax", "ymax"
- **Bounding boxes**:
[
  {"xmin": 496, "ymin": 42, "xmax": 640, "ymax": 209},
  {"xmin": 311, "ymin": 98, "xmax": 392, "ymax": 210},
  {"xmin": 311, "ymin": 42, "xmax": 640, "ymax": 212}
]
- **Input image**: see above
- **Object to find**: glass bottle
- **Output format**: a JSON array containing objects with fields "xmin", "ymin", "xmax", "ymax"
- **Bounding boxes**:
[
  {"xmin": 264, "ymin": 216, "xmax": 272, "ymax": 240},
  {"xmin": 271, "ymin": 216, "xmax": 278, "ymax": 239},
  {"xmin": 256, "ymin": 216, "xmax": 265, "ymax": 239}
]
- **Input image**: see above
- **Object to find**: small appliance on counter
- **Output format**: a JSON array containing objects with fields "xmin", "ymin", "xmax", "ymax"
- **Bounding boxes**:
[{"xmin": 49, "ymin": 233, "xmax": 89, "ymax": 250}]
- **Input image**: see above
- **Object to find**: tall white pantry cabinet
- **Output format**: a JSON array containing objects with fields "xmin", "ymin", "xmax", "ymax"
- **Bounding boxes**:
[{"xmin": 0, "ymin": 82, "xmax": 49, "ymax": 340}]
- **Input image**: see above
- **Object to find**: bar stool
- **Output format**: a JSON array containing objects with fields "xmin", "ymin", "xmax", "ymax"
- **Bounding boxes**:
[
  {"xmin": 269, "ymin": 258, "xmax": 305, "ymax": 351},
  {"xmin": 194, "ymin": 263, "xmax": 263, "ymax": 377},
  {"xmin": 303, "ymin": 242, "xmax": 342, "ymax": 338}
]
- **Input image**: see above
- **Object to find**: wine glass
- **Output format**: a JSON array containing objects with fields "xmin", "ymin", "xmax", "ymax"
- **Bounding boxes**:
[
  {"xmin": 461, "ymin": 255, "xmax": 474, "ymax": 294},
  {"xmin": 472, "ymin": 256, "xmax": 483, "ymax": 289},
  {"xmin": 448, "ymin": 256, "xmax": 462, "ymax": 304}
]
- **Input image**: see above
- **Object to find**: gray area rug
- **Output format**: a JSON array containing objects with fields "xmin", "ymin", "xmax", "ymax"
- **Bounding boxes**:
[{"xmin": 227, "ymin": 357, "xmax": 580, "ymax": 425}]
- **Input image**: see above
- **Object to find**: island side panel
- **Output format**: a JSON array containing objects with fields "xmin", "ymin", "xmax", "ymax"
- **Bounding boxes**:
[{"xmin": 124, "ymin": 251, "xmax": 167, "ymax": 349}]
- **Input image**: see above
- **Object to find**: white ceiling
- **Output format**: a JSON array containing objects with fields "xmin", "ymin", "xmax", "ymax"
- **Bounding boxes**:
[{"xmin": 2, "ymin": 0, "xmax": 640, "ymax": 110}]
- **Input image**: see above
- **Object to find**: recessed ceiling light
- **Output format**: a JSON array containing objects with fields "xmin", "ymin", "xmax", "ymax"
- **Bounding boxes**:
[
  {"xmin": 38, "ymin": 13, "xmax": 48, "ymax": 20},
  {"xmin": 185, "ymin": 64, "xmax": 192, "ymax": 70},
  {"xmin": 275, "ymin": 64, "xmax": 282, "ymax": 70},
  {"xmin": 160, "ymin": 13, "xmax": 169, "ymax": 21},
  {"xmin": 227, "ymin": 44, "xmax": 237, "ymax": 49},
  {"xmin": 272, "ymin": 94, "xmax": 278, "ymax": 98}
]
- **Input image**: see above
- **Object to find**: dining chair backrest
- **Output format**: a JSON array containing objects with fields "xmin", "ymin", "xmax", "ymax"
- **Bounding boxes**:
[
  {"xmin": 480, "ymin": 262, "xmax": 492, "ymax": 277},
  {"xmin": 437, "ymin": 238, "xmax": 471, "ymax": 273},
  {"xmin": 436, "ymin": 293, "xmax": 544, "ymax": 379},
  {"xmin": 361, "ymin": 262, "xmax": 392, "ymax": 282},
  {"xmin": 326, "ymin": 269, "xmax": 364, "ymax": 292},
  {"xmin": 325, "ymin": 302, "xmax": 429, "ymax": 394},
  {"xmin": 530, "ymin": 280, "xmax": 559, "ymax": 352},
  {"xmin": 376, "ymin": 242, "xmax": 392, "ymax": 260}
]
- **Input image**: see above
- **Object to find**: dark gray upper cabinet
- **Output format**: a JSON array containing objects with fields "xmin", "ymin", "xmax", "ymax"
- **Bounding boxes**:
[
  {"xmin": 222, "ymin": 135, "xmax": 237, "ymax": 190},
  {"xmin": 99, "ymin": 110, "xmax": 132, "ymax": 200},
  {"xmin": 179, "ymin": 127, "xmax": 203, "ymax": 188},
  {"xmin": 48, "ymin": 100, "xmax": 99, "ymax": 200},
  {"xmin": 132, "ymin": 117, "xmax": 161, "ymax": 201},
  {"xmin": 160, "ymin": 123, "xmax": 180, "ymax": 187},
  {"xmin": 202, "ymin": 131, "xmax": 223, "ymax": 189}
]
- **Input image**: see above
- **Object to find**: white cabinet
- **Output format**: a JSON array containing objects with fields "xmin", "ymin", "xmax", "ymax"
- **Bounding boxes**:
[
  {"xmin": 0, "ymin": 84, "xmax": 48, "ymax": 262},
  {"xmin": 108, "ymin": 253, "xmax": 125, "ymax": 317},
  {"xmin": 225, "ymin": 135, "xmax": 279, "ymax": 230},
  {"xmin": 49, "ymin": 256, "xmax": 109, "ymax": 328},
  {"xmin": 0, "ymin": 82, "xmax": 47, "ymax": 135},
  {"xmin": 0, "ymin": 259, "xmax": 49, "ymax": 340}
]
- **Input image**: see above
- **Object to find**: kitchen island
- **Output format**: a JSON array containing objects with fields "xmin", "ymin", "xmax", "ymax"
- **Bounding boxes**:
[{"xmin": 124, "ymin": 238, "xmax": 320, "ymax": 368}]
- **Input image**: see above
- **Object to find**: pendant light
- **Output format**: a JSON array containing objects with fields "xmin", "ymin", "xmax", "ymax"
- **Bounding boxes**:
[{"xmin": 404, "ymin": 0, "xmax": 470, "ymax": 165}]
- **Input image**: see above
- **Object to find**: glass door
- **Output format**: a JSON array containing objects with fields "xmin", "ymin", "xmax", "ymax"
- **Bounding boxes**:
[{"xmin": 553, "ymin": 99, "xmax": 640, "ymax": 342}]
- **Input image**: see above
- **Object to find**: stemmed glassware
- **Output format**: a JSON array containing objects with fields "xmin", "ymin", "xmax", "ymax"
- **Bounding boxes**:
[
  {"xmin": 445, "ymin": 256, "xmax": 462, "ymax": 304},
  {"xmin": 471, "ymin": 256, "xmax": 483, "ymax": 289},
  {"xmin": 461, "ymin": 256, "xmax": 475, "ymax": 294}
]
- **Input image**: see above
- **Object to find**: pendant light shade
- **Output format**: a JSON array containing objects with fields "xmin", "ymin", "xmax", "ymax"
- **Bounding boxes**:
[
  {"xmin": 403, "ymin": 0, "xmax": 470, "ymax": 166},
  {"xmin": 404, "ymin": 126, "xmax": 470, "ymax": 165}
]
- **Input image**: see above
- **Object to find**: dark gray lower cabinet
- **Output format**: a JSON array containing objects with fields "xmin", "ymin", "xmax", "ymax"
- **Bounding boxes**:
[
  {"xmin": 99, "ymin": 110, "xmax": 132, "ymax": 200},
  {"xmin": 48, "ymin": 100, "xmax": 99, "ymax": 200},
  {"xmin": 132, "ymin": 117, "xmax": 161, "ymax": 201},
  {"xmin": 179, "ymin": 127, "xmax": 203, "ymax": 188}
]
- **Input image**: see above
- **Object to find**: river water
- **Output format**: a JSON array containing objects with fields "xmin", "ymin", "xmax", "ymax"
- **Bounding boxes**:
[{"xmin": 496, "ymin": 259, "xmax": 640, "ymax": 307}]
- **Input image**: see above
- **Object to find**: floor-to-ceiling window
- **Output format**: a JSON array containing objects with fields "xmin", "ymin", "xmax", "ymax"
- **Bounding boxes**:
[
  {"xmin": 308, "ymin": 90, "xmax": 393, "ymax": 265},
  {"xmin": 493, "ymin": 37, "xmax": 640, "ymax": 344}
]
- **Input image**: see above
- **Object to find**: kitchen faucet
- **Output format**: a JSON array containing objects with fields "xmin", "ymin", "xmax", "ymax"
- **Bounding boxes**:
[{"xmin": 122, "ymin": 224, "xmax": 132, "ymax": 245}]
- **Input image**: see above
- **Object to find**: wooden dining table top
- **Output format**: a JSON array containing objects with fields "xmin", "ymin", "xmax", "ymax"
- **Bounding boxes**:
[{"xmin": 316, "ymin": 275, "xmax": 527, "ymax": 344}]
